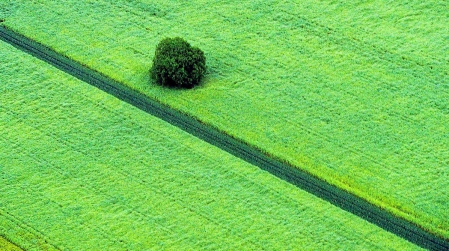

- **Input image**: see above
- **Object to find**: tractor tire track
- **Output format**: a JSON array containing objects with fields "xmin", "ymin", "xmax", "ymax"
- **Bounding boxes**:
[{"xmin": 1, "ymin": 25, "xmax": 448, "ymax": 250}]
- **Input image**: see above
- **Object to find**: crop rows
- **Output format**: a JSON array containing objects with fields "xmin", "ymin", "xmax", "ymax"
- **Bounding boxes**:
[
  {"xmin": 0, "ymin": 40, "xmax": 423, "ymax": 250},
  {"xmin": 3, "ymin": 25, "xmax": 447, "ymax": 249},
  {"xmin": 2, "ymin": 0, "xmax": 447, "ymax": 240}
]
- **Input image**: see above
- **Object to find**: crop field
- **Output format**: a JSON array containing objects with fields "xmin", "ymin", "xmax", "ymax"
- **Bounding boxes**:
[
  {"xmin": 0, "ymin": 40, "xmax": 424, "ymax": 250},
  {"xmin": 0, "ymin": 236, "xmax": 21, "ymax": 251},
  {"xmin": 2, "ymin": 0, "xmax": 447, "ymax": 239}
]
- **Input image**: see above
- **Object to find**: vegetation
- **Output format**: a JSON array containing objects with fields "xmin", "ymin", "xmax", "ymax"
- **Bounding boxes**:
[
  {"xmin": 0, "ymin": 41, "xmax": 422, "ymax": 250},
  {"xmin": 0, "ymin": 236, "xmax": 22, "ymax": 251},
  {"xmin": 2, "ymin": 0, "xmax": 448, "ymax": 240},
  {"xmin": 151, "ymin": 37, "xmax": 206, "ymax": 88}
]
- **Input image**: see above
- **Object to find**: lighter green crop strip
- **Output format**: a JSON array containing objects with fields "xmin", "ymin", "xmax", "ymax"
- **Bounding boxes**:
[
  {"xmin": 0, "ymin": 39, "xmax": 423, "ymax": 249},
  {"xmin": 0, "ymin": 235, "xmax": 22, "ymax": 251}
]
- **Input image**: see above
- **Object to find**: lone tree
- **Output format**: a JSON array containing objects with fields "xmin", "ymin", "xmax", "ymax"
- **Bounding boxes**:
[{"xmin": 150, "ymin": 37, "xmax": 206, "ymax": 88}]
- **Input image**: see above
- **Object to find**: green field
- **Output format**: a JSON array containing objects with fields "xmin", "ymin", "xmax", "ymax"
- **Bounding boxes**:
[
  {"xmin": 0, "ymin": 41, "xmax": 422, "ymax": 250},
  {"xmin": 0, "ymin": 236, "xmax": 22, "ymax": 251},
  {"xmin": 2, "ymin": 0, "xmax": 447, "ymax": 238}
]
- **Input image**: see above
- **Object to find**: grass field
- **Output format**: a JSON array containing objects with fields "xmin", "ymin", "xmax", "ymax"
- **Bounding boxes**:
[
  {"xmin": 3, "ymin": 0, "xmax": 448, "ymax": 239},
  {"xmin": 0, "ymin": 41, "xmax": 423, "ymax": 250},
  {"xmin": 0, "ymin": 236, "xmax": 22, "ymax": 251}
]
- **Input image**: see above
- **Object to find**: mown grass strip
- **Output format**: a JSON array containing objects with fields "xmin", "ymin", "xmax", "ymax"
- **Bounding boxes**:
[{"xmin": 1, "ymin": 25, "xmax": 446, "ymax": 251}]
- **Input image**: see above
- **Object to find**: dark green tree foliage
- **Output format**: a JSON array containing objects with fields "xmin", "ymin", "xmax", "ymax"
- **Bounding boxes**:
[{"xmin": 151, "ymin": 37, "xmax": 206, "ymax": 88}]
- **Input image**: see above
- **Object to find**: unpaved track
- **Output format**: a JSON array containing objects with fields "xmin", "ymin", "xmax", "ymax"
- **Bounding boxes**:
[{"xmin": 1, "ymin": 25, "xmax": 447, "ymax": 251}]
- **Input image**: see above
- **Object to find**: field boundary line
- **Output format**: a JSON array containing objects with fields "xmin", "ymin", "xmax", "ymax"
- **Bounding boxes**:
[{"xmin": 1, "ymin": 25, "xmax": 447, "ymax": 250}]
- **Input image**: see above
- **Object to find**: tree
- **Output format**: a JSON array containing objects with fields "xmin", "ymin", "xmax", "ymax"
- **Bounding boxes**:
[{"xmin": 150, "ymin": 37, "xmax": 206, "ymax": 88}]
